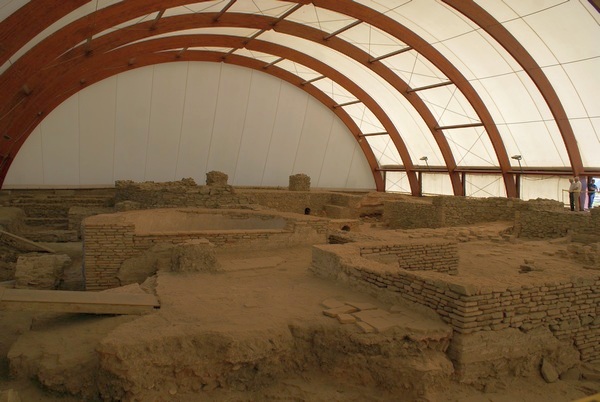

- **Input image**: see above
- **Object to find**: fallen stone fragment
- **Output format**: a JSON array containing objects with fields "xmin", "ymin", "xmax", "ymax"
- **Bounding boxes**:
[
  {"xmin": 321, "ymin": 298, "xmax": 346, "ymax": 309},
  {"xmin": 541, "ymin": 358, "xmax": 559, "ymax": 383},
  {"xmin": 323, "ymin": 305, "xmax": 358, "ymax": 318},
  {"xmin": 337, "ymin": 314, "xmax": 356, "ymax": 324},
  {"xmin": 355, "ymin": 321, "xmax": 375, "ymax": 333}
]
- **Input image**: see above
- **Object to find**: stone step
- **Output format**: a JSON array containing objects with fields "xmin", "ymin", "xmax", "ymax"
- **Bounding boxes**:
[
  {"xmin": 10, "ymin": 198, "xmax": 113, "ymax": 207},
  {"xmin": 25, "ymin": 217, "xmax": 68, "ymax": 228},
  {"xmin": 21, "ymin": 230, "xmax": 78, "ymax": 243},
  {"xmin": 19, "ymin": 206, "xmax": 68, "ymax": 218}
]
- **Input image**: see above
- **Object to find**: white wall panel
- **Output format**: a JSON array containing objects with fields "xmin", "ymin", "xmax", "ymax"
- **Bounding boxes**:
[
  {"xmin": 293, "ymin": 98, "xmax": 334, "ymax": 184},
  {"xmin": 113, "ymin": 67, "xmax": 153, "ymax": 182},
  {"xmin": 318, "ymin": 118, "xmax": 356, "ymax": 188},
  {"xmin": 3, "ymin": 126, "xmax": 44, "ymax": 187},
  {"xmin": 175, "ymin": 62, "xmax": 221, "ymax": 181},
  {"xmin": 233, "ymin": 71, "xmax": 281, "ymax": 186},
  {"xmin": 145, "ymin": 63, "xmax": 188, "ymax": 182},
  {"xmin": 4, "ymin": 62, "xmax": 376, "ymax": 191},
  {"xmin": 206, "ymin": 64, "xmax": 252, "ymax": 177},
  {"xmin": 40, "ymin": 95, "xmax": 80, "ymax": 186},
  {"xmin": 79, "ymin": 77, "xmax": 117, "ymax": 186},
  {"xmin": 346, "ymin": 146, "xmax": 375, "ymax": 190},
  {"xmin": 261, "ymin": 84, "xmax": 308, "ymax": 186}
]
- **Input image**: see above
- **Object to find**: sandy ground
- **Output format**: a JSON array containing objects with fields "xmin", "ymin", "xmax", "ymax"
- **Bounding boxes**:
[{"xmin": 1, "ymin": 221, "xmax": 600, "ymax": 401}]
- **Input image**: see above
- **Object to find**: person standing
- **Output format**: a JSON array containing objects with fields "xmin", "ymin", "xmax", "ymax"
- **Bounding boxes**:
[
  {"xmin": 588, "ymin": 178, "xmax": 598, "ymax": 209},
  {"xmin": 568, "ymin": 178, "xmax": 576, "ymax": 211},
  {"xmin": 574, "ymin": 177, "xmax": 582, "ymax": 211}
]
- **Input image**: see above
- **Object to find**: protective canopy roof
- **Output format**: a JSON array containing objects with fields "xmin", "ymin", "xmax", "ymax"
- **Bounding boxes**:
[{"xmin": 0, "ymin": 0, "xmax": 598, "ymax": 197}]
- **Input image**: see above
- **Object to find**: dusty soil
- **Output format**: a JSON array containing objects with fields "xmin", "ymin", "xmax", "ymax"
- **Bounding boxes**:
[{"xmin": 1, "ymin": 221, "xmax": 599, "ymax": 401}]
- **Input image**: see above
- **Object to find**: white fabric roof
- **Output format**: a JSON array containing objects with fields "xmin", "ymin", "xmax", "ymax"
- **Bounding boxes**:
[{"xmin": 0, "ymin": 0, "xmax": 598, "ymax": 198}]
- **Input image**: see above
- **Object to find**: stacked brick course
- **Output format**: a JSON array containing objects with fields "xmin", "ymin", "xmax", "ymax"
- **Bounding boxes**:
[
  {"xmin": 359, "ymin": 241, "xmax": 458, "ymax": 274},
  {"xmin": 83, "ymin": 209, "xmax": 328, "ymax": 290},
  {"xmin": 289, "ymin": 174, "xmax": 311, "ymax": 191},
  {"xmin": 83, "ymin": 222, "xmax": 136, "ymax": 290},
  {"xmin": 114, "ymin": 179, "xmax": 251, "ymax": 209},
  {"xmin": 384, "ymin": 196, "xmax": 564, "ymax": 229},
  {"xmin": 311, "ymin": 244, "xmax": 600, "ymax": 363}
]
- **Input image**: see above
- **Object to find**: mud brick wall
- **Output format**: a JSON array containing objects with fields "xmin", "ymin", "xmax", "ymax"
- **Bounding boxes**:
[
  {"xmin": 515, "ymin": 209, "xmax": 591, "ymax": 238},
  {"xmin": 238, "ymin": 190, "xmax": 332, "ymax": 215},
  {"xmin": 359, "ymin": 241, "xmax": 458, "ymax": 274},
  {"xmin": 311, "ymin": 244, "xmax": 600, "ymax": 362},
  {"xmin": 384, "ymin": 200, "xmax": 440, "ymax": 229},
  {"xmin": 115, "ymin": 180, "xmax": 253, "ymax": 209},
  {"xmin": 384, "ymin": 196, "xmax": 564, "ymax": 229},
  {"xmin": 83, "ymin": 222, "xmax": 136, "ymax": 290},
  {"xmin": 83, "ymin": 210, "xmax": 328, "ymax": 290}
]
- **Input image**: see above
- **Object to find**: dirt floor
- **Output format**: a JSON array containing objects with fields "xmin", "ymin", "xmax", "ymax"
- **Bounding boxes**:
[{"xmin": 1, "ymin": 221, "xmax": 600, "ymax": 401}]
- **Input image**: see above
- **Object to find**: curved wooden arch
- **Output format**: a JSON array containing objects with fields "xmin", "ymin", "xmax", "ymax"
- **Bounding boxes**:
[
  {"xmin": 442, "ymin": 0, "xmax": 584, "ymax": 176},
  {"xmin": 0, "ymin": 46, "xmax": 392, "ymax": 191},
  {"xmin": 9, "ymin": 1, "xmax": 591, "ymax": 195},
  {"xmin": 308, "ymin": 0, "xmax": 516, "ymax": 197},
  {"xmin": 0, "ymin": 0, "xmax": 514, "ymax": 195},
  {"xmin": 0, "ymin": 14, "xmax": 465, "ymax": 195},
  {"xmin": 82, "ymin": 13, "xmax": 464, "ymax": 195}
]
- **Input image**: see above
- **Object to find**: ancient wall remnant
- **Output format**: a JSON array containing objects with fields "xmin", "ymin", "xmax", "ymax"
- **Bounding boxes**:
[
  {"xmin": 14, "ymin": 253, "xmax": 71, "ymax": 289},
  {"xmin": 360, "ymin": 240, "xmax": 458, "ymax": 274},
  {"xmin": 170, "ymin": 239, "xmax": 222, "ymax": 273},
  {"xmin": 83, "ymin": 208, "xmax": 328, "ymax": 290},
  {"xmin": 289, "ymin": 174, "xmax": 311, "ymax": 191},
  {"xmin": 515, "ymin": 208, "xmax": 600, "ymax": 240},
  {"xmin": 384, "ymin": 196, "xmax": 565, "ymax": 230},
  {"xmin": 205, "ymin": 171, "xmax": 228, "ymax": 187},
  {"xmin": 114, "ymin": 179, "xmax": 250, "ymax": 209},
  {"xmin": 311, "ymin": 243, "xmax": 600, "ymax": 364}
]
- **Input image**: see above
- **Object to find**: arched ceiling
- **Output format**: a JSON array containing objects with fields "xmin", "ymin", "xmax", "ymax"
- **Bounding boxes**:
[{"xmin": 0, "ymin": 0, "xmax": 598, "ymax": 195}]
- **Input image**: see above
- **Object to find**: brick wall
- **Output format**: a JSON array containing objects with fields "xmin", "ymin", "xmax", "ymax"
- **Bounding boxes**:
[
  {"xmin": 384, "ymin": 196, "xmax": 564, "ymax": 229},
  {"xmin": 359, "ymin": 240, "xmax": 458, "ymax": 274},
  {"xmin": 311, "ymin": 244, "xmax": 600, "ymax": 363},
  {"xmin": 83, "ymin": 222, "xmax": 136, "ymax": 290},
  {"xmin": 515, "ymin": 209, "xmax": 591, "ymax": 238},
  {"xmin": 115, "ymin": 180, "xmax": 252, "ymax": 209},
  {"xmin": 83, "ymin": 209, "xmax": 328, "ymax": 290},
  {"xmin": 383, "ymin": 200, "xmax": 440, "ymax": 229}
]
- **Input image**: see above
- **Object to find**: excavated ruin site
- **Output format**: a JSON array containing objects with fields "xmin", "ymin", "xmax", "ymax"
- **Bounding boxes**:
[{"xmin": 1, "ymin": 173, "xmax": 600, "ymax": 402}]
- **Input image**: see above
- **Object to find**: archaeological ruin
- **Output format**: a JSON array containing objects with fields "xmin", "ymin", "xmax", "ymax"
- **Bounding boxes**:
[{"xmin": 0, "ymin": 173, "xmax": 599, "ymax": 401}]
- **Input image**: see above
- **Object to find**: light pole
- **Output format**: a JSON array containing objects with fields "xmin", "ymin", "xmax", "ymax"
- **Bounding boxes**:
[{"xmin": 511, "ymin": 155, "xmax": 523, "ymax": 198}]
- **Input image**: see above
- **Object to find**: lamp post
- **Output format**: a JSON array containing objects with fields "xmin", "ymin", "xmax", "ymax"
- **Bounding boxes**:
[
  {"xmin": 418, "ymin": 156, "xmax": 429, "ymax": 197},
  {"xmin": 511, "ymin": 155, "xmax": 523, "ymax": 199}
]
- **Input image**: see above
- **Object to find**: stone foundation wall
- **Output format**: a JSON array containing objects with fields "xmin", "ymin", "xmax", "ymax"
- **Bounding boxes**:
[
  {"xmin": 515, "ymin": 210, "xmax": 591, "ymax": 238},
  {"xmin": 114, "ymin": 180, "xmax": 252, "ymax": 209},
  {"xmin": 359, "ymin": 240, "xmax": 458, "ymax": 274},
  {"xmin": 311, "ymin": 244, "xmax": 600, "ymax": 363},
  {"xmin": 83, "ymin": 209, "xmax": 328, "ymax": 290},
  {"xmin": 83, "ymin": 222, "xmax": 136, "ymax": 290},
  {"xmin": 384, "ymin": 196, "xmax": 564, "ymax": 229},
  {"xmin": 383, "ymin": 200, "xmax": 440, "ymax": 229}
]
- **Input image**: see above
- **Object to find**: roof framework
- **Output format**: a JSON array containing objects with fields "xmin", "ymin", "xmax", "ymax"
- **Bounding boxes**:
[{"xmin": 0, "ymin": 0, "xmax": 598, "ymax": 196}]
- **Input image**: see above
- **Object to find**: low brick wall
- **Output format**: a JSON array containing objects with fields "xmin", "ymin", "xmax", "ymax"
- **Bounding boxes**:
[
  {"xmin": 384, "ymin": 196, "xmax": 564, "ymax": 229},
  {"xmin": 83, "ymin": 208, "xmax": 328, "ymax": 290},
  {"xmin": 311, "ymin": 244, "xmax": 600, "ymax": 363},
  {"xmin": 515, "ymin": 209, "xmax": 591, "ymax": 238},
  {"xmin": 514, "ymin": 206, "xmax": 600, "ymax": 240},
  {"xmin": 359, "ymin": 241, "xmax": 458, "ymax": 274},
  {"xmin": 115, "ymin": 180, "xmax": 252, "ymax": 209}
]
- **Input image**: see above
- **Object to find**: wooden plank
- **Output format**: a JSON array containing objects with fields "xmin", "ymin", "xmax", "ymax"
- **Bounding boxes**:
[
  {"xmin": 0, "ymin": 288, "xmax": 159, "ymax": 315},
  {"xmin": 0, "ymin": 230, "xmax": 55, "ymax": 253}
]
